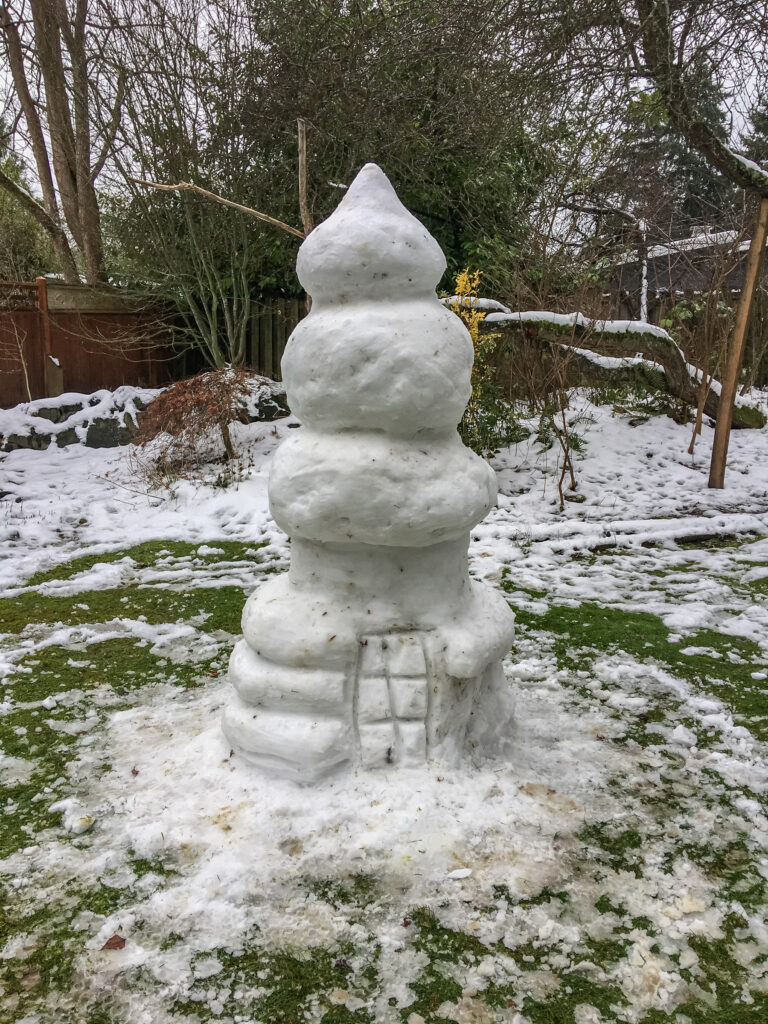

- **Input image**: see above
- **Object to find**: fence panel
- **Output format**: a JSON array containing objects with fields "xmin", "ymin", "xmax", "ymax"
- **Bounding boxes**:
[
  {"xmin": 0, "ymin": 307, "xmax": 45, "ymax": 405},
  {"xmin": 0, "ymin": 280, "xmax": 172, "ymax": 408},
  {"xmin": 250, "ymin": 298, "xmax": 304, "ymax": 380},
  {"xmin": 1, "ymin": 283, "xmax": 307, "ymax": 407}
]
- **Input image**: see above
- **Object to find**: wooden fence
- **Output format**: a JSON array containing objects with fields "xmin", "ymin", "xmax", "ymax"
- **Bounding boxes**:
[
  {"xmin": 0, "ymin": 279, "xmax": 173, "ymax": 407},
  {"xmin": 248, "ymin": 297, "xmax": 305, "ymax": 379},
  {"xmin": 0, "ymin": 281, "xmax": 307, "ymax": 408}
]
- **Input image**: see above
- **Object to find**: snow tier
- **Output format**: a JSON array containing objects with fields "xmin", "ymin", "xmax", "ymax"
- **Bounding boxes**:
[{"xmin": 223, "ymin": 163, "xmax": 515, "ymax": 781}]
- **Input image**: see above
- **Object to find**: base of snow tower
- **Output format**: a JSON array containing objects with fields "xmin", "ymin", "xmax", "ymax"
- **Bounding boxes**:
[{"xmin": 222, "ymin": 631, "xmax": 515, "ymax": 781}]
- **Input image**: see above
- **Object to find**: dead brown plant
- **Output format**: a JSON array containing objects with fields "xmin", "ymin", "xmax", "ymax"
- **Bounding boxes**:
[{"xmin": 135, "ymin": 365, "xmax": 258, "ymax": 483}]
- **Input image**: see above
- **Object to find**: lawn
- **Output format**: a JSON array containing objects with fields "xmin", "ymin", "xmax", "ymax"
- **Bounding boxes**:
[{"xmin": 1, "ymin": 400, "xmax": 768, "ymax": 1024}]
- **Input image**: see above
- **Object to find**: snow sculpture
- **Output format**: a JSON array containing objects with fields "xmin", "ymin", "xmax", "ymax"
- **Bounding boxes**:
[{"xmin": 223, "ymin": 163, "xmax": 515, "ymax": 780}]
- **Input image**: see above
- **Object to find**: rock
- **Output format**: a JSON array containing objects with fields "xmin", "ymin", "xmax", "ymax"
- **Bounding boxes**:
[
  {"xmin": 2, "ymin": 428, "xmax": 53, "ymax": 452},
  {"xmin": 56, "ymin": 427, "xmax": 79, "ymax": 448},
  {"xmin": 1, "ymin": 386, "xmax": 158, "ymax": 451},
  {"xmin": 2, "ymin": 380, "xmax": 288, "ymax": 452},
  {"xmin": 84, "ymin": 415, "xmax": 138, "ymax": 449},
  {"xmin": 33, "ymin": 402, "xmax": 83, "ymax": 424},
  {"xmin": 241, "ymin": 383, "xmax": 289, "ymax": 422}
]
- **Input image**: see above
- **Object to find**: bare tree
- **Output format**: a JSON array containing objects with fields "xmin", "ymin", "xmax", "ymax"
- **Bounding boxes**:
[
  {"xmin": 103, "ymin": 0, "xmax": 274, "ymax": 366},
  {"xmin": 518, "ymin": 1, "xmax": 768, "ymax": 484},
  {"xmin": 0, "ymin": 0, "xmax": 125, "ymax": 283}
]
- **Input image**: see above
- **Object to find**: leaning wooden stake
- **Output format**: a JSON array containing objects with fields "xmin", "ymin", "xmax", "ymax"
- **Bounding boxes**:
[{"xmin": 708, "ymin": 197, "xmax": 768, "ymax": 488}]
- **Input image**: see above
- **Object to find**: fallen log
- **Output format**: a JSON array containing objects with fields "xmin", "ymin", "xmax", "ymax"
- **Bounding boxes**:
[{"xmin": 481, "ymin": 311, "xmax": 766, "ymax": 429}]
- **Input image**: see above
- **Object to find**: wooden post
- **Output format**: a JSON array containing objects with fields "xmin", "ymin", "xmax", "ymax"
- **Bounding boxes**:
[
  {"xmin": 297, "ymin": 119, "xmax": 313, "ymax": 237},
  {"xmin": 264, "ymin": 306, "xmax": 273, "ymax": 378},
  {"xmin": 276, "ymin": 298, "xmax": 286, "ymax": 379},
  {"xmin": 708, "ymin": 197, "xmax": 768, "ymax": 488},
  {"xmin": 36, "ymin": 276, "xmax": 63, "ymax": 398},
  {"xmin": 297, "ymin": 118, "xmax": 313, "ymax": 314},
  {"xmin": 248, "ymin": 309, "xmax": 258, "ymax": 369},
  {"xmin": 288, "ymin": 297, "xmax": 300, "ymax": 331}
]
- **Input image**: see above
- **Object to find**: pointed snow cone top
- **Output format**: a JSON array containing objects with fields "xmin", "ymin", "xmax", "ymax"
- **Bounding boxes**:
[{"xmin": 296, "ymin": 163, "xmax": 446, "ymax": 304}]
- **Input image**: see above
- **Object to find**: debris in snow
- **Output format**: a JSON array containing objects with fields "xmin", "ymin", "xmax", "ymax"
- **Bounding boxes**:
[{"xmin": 49, "ymin": 797, "xmax": 96, "ymax": 834}]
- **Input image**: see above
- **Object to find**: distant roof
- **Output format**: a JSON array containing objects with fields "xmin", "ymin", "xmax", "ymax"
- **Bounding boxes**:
[
  {"xmin": 613, "ymin": 226, "xmax": 766, "ymax": 294},
  {"xmin": 644, "ymin": 228, "xmax": 746, "ymax": 260}
]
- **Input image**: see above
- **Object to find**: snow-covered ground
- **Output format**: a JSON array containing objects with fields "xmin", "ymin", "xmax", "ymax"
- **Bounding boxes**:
[{"xmin": 1, "ymin": 397, "xmax": 768, "ymax": 1023}]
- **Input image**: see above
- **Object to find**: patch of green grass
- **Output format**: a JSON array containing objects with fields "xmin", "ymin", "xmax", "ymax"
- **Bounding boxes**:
[
  {"xmin": 594, "ymin": 894, "xmax": 624, "ymax": 915},
  {"xmin": 402, "ymin": 908, "xmax": 484, "ymax": 1020},
  {"xmin": 500, "ymin": 571, "xmax": 547, "ymax": 601},
  {"xmin": 0, "ymin": 633, "xmax": 228, "ymax": 857},
  {"xmin": 620, "ymin": 703, "xmax": 680, "ymax": 749},
  {"xmin": 174, "ymin": 936, "xmax": 376, "ymax": 1023},
  {"xmin": 11, "ymin": 636, "xmax": 225, "ymax": 702},
  {"xmin": 0, "ymin": 879, "xmax": 135, "ymax": 1023},
  {"xmin": 676, "ymin": 837, "xmax": 768, "ymax": 912},
  {"xmin": 577, "ymin": 822, "xmax": 644, "ymax": 876},
  {"xmin": 25, "ymin": 538, "xmax": 267, "ymax": 588},
  {"xmin": 409, "ymin": 907, "xmax": 490, "ymax": 963},
  {"xmin": 0, "ymin": 701, "xmax": 79, "ymax": 857},
  {"xmin": 676, "ymin": 533, "xmax": 758, "ymax": 550},
  {"xmin": 84, "ymin": 1006, "xmax": 125, "ymax": 1024},
  {"xmin": 129, "ymin": 854, "xmax": 179, "ymax": 880},
  {"xmin": 582, "ymin": 936, "xmax": 630, "ymax": 966},
  {"xmin": 744, "ymin": 572, "xmax": 768, "ymax": 595},
  {"xmin": 645, "ymin": 912, "xmax": 768, "ymax": 1023},
  {"xmin": 0, "ymin": 582, "xmax": 247, "ymax": 636},
  {"xmin": 159, "ymin": 932, "xmax": 185, "ymax": 951},
  {"xmin": 403, "ymin": 906, "xmax": 635, "ymax": 1023},
  {"xmin": 521, "ymin": 971, "xmax": 628, "ymax": 1022},
  {"xmin": 492, "ymin": 884, "xmax": 568, "ymax": 911},
  {"xmin": 306, "ymin": 873, "xmax": 379, "ymax": 909},
  {"xmin": 509, "ymin": 598, "xmax": 768, "ymax": 738}
]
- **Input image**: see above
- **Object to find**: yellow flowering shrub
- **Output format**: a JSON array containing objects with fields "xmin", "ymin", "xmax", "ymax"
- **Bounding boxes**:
[{"xmin": 447, "ymin": 269, "xmax": 518, "ymax": 457}]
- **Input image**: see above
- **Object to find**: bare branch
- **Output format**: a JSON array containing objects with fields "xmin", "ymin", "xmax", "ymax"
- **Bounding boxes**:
[
  {"xmin": 636, "ymin": 0, "xmax": 768, "ymax": 197},
  {"xmin": 128, "ymin": 176, "xmax": 306, "ymax": 239}
]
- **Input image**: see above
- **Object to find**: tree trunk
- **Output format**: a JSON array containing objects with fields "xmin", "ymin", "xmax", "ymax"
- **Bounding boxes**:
[
  {"xmin": 4, "ymin": 0, "xmax": 109, "ymax": 285},
  {"xmin": 220, "ymin": 420, "xmax": 236, "ymax": 461},
  {"xmin": 0, "ymin": 0, "xmax": 81, "ymax": 283},
  {"xmin": 635, "ymin": 0, "xmax": 768, "ymax": 198},
  {"xmin": 297, "ymin": 118, "xmax": 313, "ymax": 314}
]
